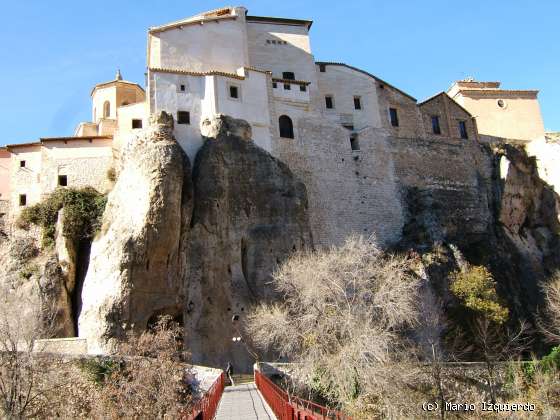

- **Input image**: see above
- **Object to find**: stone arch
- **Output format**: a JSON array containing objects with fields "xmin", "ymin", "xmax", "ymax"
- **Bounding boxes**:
[{"xmin": 279, "ymin": 115, "xmax": 294, "ymax": 139}]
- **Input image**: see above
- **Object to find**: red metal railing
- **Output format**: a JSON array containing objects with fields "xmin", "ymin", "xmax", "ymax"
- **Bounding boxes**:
[
  {"xmin": 182, "ymin": 371, "xmax": 225, "ymax": 420},
  {"xmin": 255, "ymin": 369, "xmax": 351, "ymax": 420}
]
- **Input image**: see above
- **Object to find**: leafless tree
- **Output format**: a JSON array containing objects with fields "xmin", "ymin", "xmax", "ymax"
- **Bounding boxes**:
[
  {"xmin": 88, "ymin": 316, "xmax": 193, "ymax": 419},
  {"xmin": 246, "ymin": 235, "xmax": 422, "ymax": 416},
  {"xmin": 0, "ymin": 287, "xmax": 59, "ymax": 419},
  {"xmin": 540, "ymin": 272, "xmax": 560, "ymax": 343}
]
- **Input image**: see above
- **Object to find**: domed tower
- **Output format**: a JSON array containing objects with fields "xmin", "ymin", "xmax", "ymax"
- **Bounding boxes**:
[{"xmin": 91, "ymin": 70, "xmax": 145, "ymax": 123}]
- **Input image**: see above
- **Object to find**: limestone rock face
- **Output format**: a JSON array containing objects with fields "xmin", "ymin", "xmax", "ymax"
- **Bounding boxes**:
[
  {"xmin": 185, "ymin": 115, "xmax": 313, "ymax": 371},
  {"xmin": 78, "ymin": 112, "xmax": 192, "ymax": 353}
]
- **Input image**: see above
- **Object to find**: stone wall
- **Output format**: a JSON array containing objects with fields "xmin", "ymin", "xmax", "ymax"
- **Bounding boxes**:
[
  {"xmin": 272, "ymin": 117, "xmax": 405, "ymax": 247},
  {"xmin": 376, "ymin": 82, "xmax": 425, "ymax": 139}
]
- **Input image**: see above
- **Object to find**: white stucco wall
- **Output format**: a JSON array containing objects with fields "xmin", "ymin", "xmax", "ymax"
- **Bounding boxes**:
[
  {"xmin": 149, "ymin": 15, "xmax": 249, "ymax": 73},
  {"xmin": 315, "ymin": 65, "xmax": 382, "ymax": 130},
  {"xmin": 92, "ymin": 86, "xmax": 117, "ymax": 122},
  {"xmin": 9, "ymin": 146, "xmax": 42, "ymax": 213}
]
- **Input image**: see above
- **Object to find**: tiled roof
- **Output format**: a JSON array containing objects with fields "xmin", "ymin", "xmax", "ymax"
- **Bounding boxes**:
[
  {"xmin": 315, "ymin": 62, "xmax": 416, "ymax": 101},
  {"xmin": 272, "ymin": 78, "xmax": 310, "ymax": 86},
  {"xmin": 150, "ymin": 67, "xmax": 246, "ymax": 80},
  {"xmin": 246, "ymin": 15, "xmax": 313, "ymax": 29},
  {"xmin": 418, "ymin": 91, "xmax": 474, "ymax": 117},
  {"xmin": 149, "ymin": 7, "xmax": 237, "ymax": 33},
  {"xmin": 5, "ymin": 136, "xmax": 113, "ymax": 150},
  {"xmin": 91, "ymin": 79, "xmax": 144, "ymax": 96}
]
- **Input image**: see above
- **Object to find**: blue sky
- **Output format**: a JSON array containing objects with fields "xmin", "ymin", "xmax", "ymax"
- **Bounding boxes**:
[{"xmin": 1, "ymin": 1, "xmax": 558, "ymax": 144}]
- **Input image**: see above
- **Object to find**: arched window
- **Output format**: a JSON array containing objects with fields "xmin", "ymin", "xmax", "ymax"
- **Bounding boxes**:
[
  {"xmin": 103, "ymin": 101, "xmax": 111, "ymax": 118},
  {"xmin": 279, "ymin": 115, "xmax": 294, "ymax": 139}
]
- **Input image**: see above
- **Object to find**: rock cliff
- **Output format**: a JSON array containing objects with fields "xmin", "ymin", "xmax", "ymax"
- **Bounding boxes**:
[
  {"xmin": 78, "ymin": 112, "xmax": 192, "ymax": 353},
  {"xmin": 185, "ymin": 115, "xmax": 313, "ymax": 369}
]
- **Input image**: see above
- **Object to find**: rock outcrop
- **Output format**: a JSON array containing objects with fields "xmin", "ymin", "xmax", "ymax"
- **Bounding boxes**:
[
  {"xmin": 185, "ymin": 114, "xmax": 313, "ymax": 370},
  {"xmin": 78, "ymin": 112, "xmax": 192, "ymax": 353}
]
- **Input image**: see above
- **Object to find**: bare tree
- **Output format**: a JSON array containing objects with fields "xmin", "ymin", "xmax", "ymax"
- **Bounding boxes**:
[
  {"xmin": 246, "ymin": 235, "xmax": 422, "ymax": 416},
  {"xmin": 88, "ymin": 316, "xmax": 193, "ymax": 419},
  {"xmin": 540, "ymin": 272, "xmax": 560, "ymax": 343},
  {"xmin": 0, "ymin": 288, "xmax": 58, "ymax": 419}
]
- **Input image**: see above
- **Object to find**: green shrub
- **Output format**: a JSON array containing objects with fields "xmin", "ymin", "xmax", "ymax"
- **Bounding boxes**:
[
  {"xmin": 540, "ymin": 346, "xmax": 560, "ymax": 372},
  {"xmin": 450, "ymin": 265, "xmax": 509, "ymax": 324},
  {"xmin": 9, "ymin": 237, "xmax": 39, "ymax": 262},
  {"xmin": 17, "ymin": 187, "xmax": 107, "ymax": 247},
  {"xmin": 19, "ymin": 263, "xmax": 39, "ymax": 280},
  {"xmin": 79, "ymin": 358, "xmax": 120, "ymax": 386}
]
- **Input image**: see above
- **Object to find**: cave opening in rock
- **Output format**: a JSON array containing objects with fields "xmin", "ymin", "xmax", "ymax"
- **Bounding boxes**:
[{"xmin": 72, "ymin": 238, "xmax": 92, "ymax": 336}]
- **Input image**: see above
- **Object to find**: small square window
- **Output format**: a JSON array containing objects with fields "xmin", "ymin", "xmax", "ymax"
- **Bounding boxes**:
[
  {"xmin": 282, "ymin": 72, "xmax": 295, "ymax": 80},
  {"xmin": 229, "ymin": 85, "xmax": 239, "ymax": 99},
  {"xmin": 58, "ymin": 175, "xmax": 68, "ymax": 187},
  {"xmin": 325, "ymin": 96, "xmax": 334, "ymax": 109},
  {"xmin": 19, "ymin": 194, "xmax": 26, "ymax": 206},
  {"xmin": 300, "ymin": 85, "xmax": 306, "ymax": 92},
  {"xmin": 132, "ymin": 119, "xmax": 142, "ymax": 129},
  {"xmin": 354, "ymin": 96, "xmax": 362, "ymax": 110},
  {"xmin": 389, "ymin": 108, "xmax": 399, "ymax": 127},
  {"xmin": 350, "ymin": 136, "xmax": 360, "ymax": 151},
  {"xmin": 177, "ymin": 111, "xmax": 190, "ymax": 125},
  {"xmin": 180, "ymin": 84, "xmax": 186, "ymax": 92},
  {"xmin": 459, "ymin": 121, "xmax": 468, "ymax": 139},
  {"xmin": 319, "ymin": 64, "xmax": 326, "ymax": 72},
  {"xmin": 20, "ymin": 160, "xmax": 26, "ymax": 168},
  {"xmin": 272, "ymin": 82, "xmax": 278, "ymax": 88},
  {"xmin": 432, "ymin": 116, "xmax": 441, "ymax": 135},
  {"xmin": 266, "ymin": 40, "xmax": 271, "ymax": 44},
  {"xmin": 284, "ymin": 83, "xmax": 291, "ymax": 90}
]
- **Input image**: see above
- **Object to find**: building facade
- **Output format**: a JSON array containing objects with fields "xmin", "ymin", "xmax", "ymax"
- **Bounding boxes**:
[{"xmin": 0, "ymin": 6, "xmax": 551, "ymax": 245}]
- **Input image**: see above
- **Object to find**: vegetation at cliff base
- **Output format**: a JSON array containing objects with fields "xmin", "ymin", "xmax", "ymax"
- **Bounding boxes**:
[{"xmin": 17, "ymin": 187, "xmax": 107, "ymax": 247}]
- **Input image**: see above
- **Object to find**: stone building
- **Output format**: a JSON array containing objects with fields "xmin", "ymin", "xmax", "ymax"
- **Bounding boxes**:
[{"xmin": 0, "ymin": 6, "xmax": 551, "ymax": 245}]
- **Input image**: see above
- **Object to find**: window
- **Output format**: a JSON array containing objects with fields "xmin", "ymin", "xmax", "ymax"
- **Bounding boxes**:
[
  {"xmin": 279, "ymin": 115, "xmax": 294, "ymax": 139},
  {"xmin": 282, "ymin": 72, "xmax": 295, "ymax": 80},
  {"xmin": 431, "ymin": 116, "xmax": 441, "ymax": 135},
  {"xmin": 177, "ymin": 111, "xmax": 190, "ymax": 125},
  {"xmin": 58, "ymin": 175, "xmax": 68, "ymax": 187},
  {"xmin": 389, "ymin": 108, "xmax": 399, "ymax": 127},
  {"xmin": 284, "ymin": 83, "xmax": 291, "ymax": 90},
  {"xmin": 350, "ymin": 136, "xmax": 360, "ymax": 151},
  {"xmin": 459, "ymin": 121, "xmax": 468, "ymax": 139},
  {"xmin": 319, "ymin": 64, "xmax": 326, "ymax": 72},
  {"xmin": 325, "ymin": 95, "xmax": 334, "ymax": 109},
  {"xmin": 19, "ymin": 194, "xmax": 26, "ymax": 207},
  {"xmin": 354, "ymin": 96, "xmax": 362, "ymax": 110},
  {"xmin": 180, "ymin": 84, "xmax": 186, "ymax": 92},
  {"xmin": 343, "ymin": 125, "xmax": 354, "ymax": 131},
  {"xmin": 121, "ymin": 101, "xmax": 129, "ymax": 106},
  {"xmin": 272, "ymin": 82, "xmax": 278, "ymax": 88},
  {"xmin": 299, "ymin": 85, "xmax": 306, "ymax": 92},
  {"xmin": 103, "ymin": 101, "xmax": 111, "ymax": 118},
  {"xmin": 19, "ymin": 160, "xmax": 26, "ymax": 168},
  {"xmin": 229, "ymin": 85, "xmax": 239, "ymax": 99},
  {"xmin": 497, "ymin": 99, "xmax": 506, "ymax": 109},
  {"xmin": 132, "ymin": 119, "xmax": 143, "ymax": 129}
]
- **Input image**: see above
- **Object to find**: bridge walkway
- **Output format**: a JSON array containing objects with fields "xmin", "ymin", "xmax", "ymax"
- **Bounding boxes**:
[{"xmin": 214, "ymin": 382, "xmax": 276, "ymax": 420}]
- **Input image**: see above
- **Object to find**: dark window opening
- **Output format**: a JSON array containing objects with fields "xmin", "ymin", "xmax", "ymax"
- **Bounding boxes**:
[
  {"xmin": 431, "ymin": 116, "xmax": 441, "ymax": 135},
  {"xmin": 58, "ymin": 175, "xmax": 68, "ymax": 187},
  {"xmin": 319, "ymin": 64, "xmax": 326, "ymax": 72},
  {"xmin": 103, "ymin": 101, "xmax": 110, "ymax": 118},
  {"xmin": 272, "ymin": 82, "xmax": 277, "ymax": 88},
  {"xmin": 459, "ymin": 121, "xmax": 468, "ymax": 139},
  {"xmin": 389, "ymin": 108, "xmax": 399, "ymax": 127},
  {"xmin": 19, "ymin": 194, "xmax": 26, "ymax": 206},
  {"xmin": 132, "ymin": 119, "xmax": 142, "ymax": 129},
  {"xmin": 325, "ymin": 96, "xmax": 334, "ymax": 109},
  {"xmin": 19, "ymin": 160, "xmax": 26, "ymax": 168},
  {"xmin": 177, "ymin": 111, "xmax": 190, "ymax": 125},
  {"xmin": 282, "ymin": 72, "xmax": 295, "ymax": 80},
  {"xmin": 284, "ymin": 83, "xmax": 291, "ymax": 90},
  {"xmin": 299, "ymin": 85, "xmax": 306, "ymax": 92},
  {"xmin": 279, "ymin": 115, "xmax": 294, "ymax": 139},
  {"xmin": 350, "ymin": 136, "xmax": 360, "ymax": 151},
  {"xmin": 343, "ymin": 125, "xmax": 354, "ymax": 131},
  {"xmin": 229, "ymin": 85, "xmax": 239, "ymax": 99},
  {"xmin": 180, "ymin": 84, "xmax": 186, "ymax": 92},
  {"xmin": 121, "ymin": 101, "xmax": 129, "ymax": 106},
  {"xmin": 354, "ymin": 96, "xmax": 362, "ymax": 110}
]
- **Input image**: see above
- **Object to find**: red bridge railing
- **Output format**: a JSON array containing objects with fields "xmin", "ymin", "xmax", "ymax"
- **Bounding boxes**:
[
  {"xmin": 255, "ymin": 369, "xmax": 351, "ymax": 420},
  {"xmin": 182, "ymin": 371, "xmax": 225, "ymax": 420}
]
